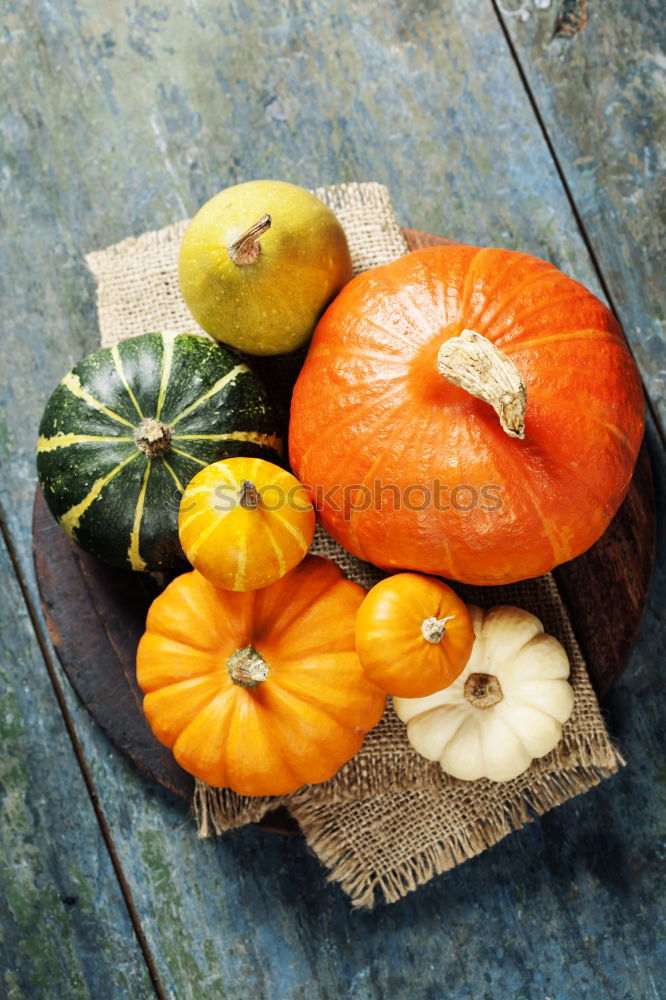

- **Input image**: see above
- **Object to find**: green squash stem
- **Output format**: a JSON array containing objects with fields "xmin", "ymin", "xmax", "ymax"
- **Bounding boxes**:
[{"xmin": 133, "ymin": 416, "xmax": 172, "ymax": 457}]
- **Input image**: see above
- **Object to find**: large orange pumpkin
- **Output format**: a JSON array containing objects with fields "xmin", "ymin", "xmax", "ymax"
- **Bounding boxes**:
[
  {"xmin": 289, "ymin": 246, "xmax": 645, "ymax": 585},
  {"xmin": 136, "ymin": 554, "xmax": 385, "ymax": 795}
]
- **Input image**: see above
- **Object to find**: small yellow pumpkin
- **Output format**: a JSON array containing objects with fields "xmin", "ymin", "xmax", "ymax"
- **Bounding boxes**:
[
  {"xmin": 178, "ymin": 457, "xmax": 315, "ymax": 591},
  {"xmin": 394, "ymin": 605, "xmax": 574, "ymax": 782}
]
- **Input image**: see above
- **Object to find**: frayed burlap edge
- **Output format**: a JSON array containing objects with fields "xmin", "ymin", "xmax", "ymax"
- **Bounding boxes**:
[
  {"xmin": 193, "ymin": 786, "xmax": 281, "ymax": 837},
  {"xmin": 190, "ymin": 700, "xmax": 444, "ymax": 838},
  {"xmin": 295, "ymin": 749, "xmax": 623, "ymax": 909}
]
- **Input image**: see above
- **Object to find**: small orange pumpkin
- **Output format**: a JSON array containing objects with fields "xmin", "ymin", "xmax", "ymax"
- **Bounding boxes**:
[
  {"xmin": 355, "ymin": 573, "xmax": 474, "ymax": 697},
  {"xmin": 136, "ymin": 555, "xmax": 386, "ymax": 795},
  {"xmin": 178, "ymin": 456, "xmax": 315, "ymax": 591}
]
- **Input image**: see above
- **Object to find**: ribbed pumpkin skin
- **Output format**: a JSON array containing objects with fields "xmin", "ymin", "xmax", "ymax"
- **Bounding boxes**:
[
  {"xmin": 178, "ymin": 457, "xmax": 315, "ymax": 591},
  {"xmin": 37, "ymin": 333, "xmax": 281, "ymax": 571},
  {"xmin": 289, "ymin": 245, "xmax": 645, "ymax": 585},
  {"xmin": 136, "ymin": 555, "xmax": 386, "ymax": 795}
]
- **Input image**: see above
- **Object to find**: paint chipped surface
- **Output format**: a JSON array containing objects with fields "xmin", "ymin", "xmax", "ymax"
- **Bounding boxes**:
[
  {"xmin": 0, "ymin": 543, "xmax": 153, "ymax": 998},
  {"xmin": 554, "ymin": 0, "xmax": 589, "ymax": 37},
  {"xmin": 499, "ymin": 0, "xmax": 666, "ymax": 422}
]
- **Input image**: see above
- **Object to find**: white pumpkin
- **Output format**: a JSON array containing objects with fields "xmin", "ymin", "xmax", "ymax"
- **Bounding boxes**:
[{"xmin": 393, "ymin": 605, "xmax": 574, "ymax": 782}]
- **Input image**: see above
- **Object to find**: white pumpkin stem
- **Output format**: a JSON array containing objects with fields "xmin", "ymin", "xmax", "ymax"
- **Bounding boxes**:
[
  {"xmin": 464, "ymin": 672, "xmax": 503, "ymax": 709},
  {"xmin": 437, "ymin": 329, "xmax": 526, "ymax": 439},
  {"xmin": 421, "ymin": 615, "xmax": 456, "ymax": 644},
  {"xmin": 227, "ymin": 645, "xmax": 269, "ymax": 688},
  {"xmin": 238, "ymin": 479, "xmax": 260, "ymax": 509},
  {"xmin": 228, "ymin": 214, "xmax": 272, "ymax": 266},
  {"xmin": 133, "ymin": 416, "xmax": 172, "ymax": 457}
]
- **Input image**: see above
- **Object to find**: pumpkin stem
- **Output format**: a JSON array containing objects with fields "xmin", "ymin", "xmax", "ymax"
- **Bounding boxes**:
[
  {"xmin": 464, "ymin": 672, "xmax": 503, "ymax": 709},
  {"xmin": 133, "ymin": 416, "xmax": 172, "ymax": 457},
  {"xmin": 239, "ymin": 480, "xmax": 260, "ymax": 509},
  {"xmin": 227, "ymin": 645, "xmax": 269, "ymax": 688},
  {"xmin": 421, "ymin": 615, "xmax": 456, "ymax": 644},
  {"xmin": 228, "ymin": 214, "xmax": 272, "ymax": 266},
  {"xmin": 437, "ymin": 330, "xmax": 526, "ymax": 439}
]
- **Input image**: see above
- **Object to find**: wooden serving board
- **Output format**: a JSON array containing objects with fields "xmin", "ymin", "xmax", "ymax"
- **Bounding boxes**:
[{"xmin": 32, "ymin": 229, "xmax": 656, "ymax": 811}]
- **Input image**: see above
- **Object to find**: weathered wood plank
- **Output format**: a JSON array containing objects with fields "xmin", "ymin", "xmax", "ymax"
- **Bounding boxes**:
[
  {"xmin": 31, "ymin": 489, "xmax": 194, "ymax": 802},
  {"xmin": 0, "ymin": 0, "xmax": 664, "ymax": 997},
  {"xmin": 0, "ymin": 535, "xmax": 155, "ymax": 999},
  {"xmin": 493, "ymin": 0, "xmax": 666, "ymax": 430}
]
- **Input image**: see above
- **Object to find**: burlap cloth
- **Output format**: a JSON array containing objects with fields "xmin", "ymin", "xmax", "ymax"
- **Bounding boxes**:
[{"xmin": 86, "ymin": 182, "xmax": 623, "ymax": 908}]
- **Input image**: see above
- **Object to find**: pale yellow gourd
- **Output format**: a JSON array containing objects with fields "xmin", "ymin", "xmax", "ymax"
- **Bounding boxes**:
[
  {"xmin": 393, "ymin": 605, "xmax": 574, "ymax": 782},
  {"xmin": 178, "ymin": 180, "xmax": 352, "ymax": 355}
]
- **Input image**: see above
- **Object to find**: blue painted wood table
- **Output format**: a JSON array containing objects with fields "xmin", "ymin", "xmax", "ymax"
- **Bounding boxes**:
[{"xmin": 1, "ymin": 2, "xmax": 664, "ymax": 997}]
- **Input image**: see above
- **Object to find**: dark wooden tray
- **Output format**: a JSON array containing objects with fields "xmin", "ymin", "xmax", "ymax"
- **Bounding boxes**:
[{"xmin": 32, "ymin": 229, "xmax": 656, "ymax": 811}]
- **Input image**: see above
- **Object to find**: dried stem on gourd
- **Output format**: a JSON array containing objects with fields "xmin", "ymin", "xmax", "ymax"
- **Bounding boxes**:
[
  {"xmin": 238, "ymin": 480, "xmax": 260, "ymax": 509},
  {"xmin": 421, "ymin": 615, "xmax": 455, "ymax": 644},
  {"xmin": 133, "ymin": 416, "xmax": 172, "ymax": 457},
  {"xmin": 228, "ymin": 214, "xmax": 272, "ymax": 266},
  {"xmin": 464, "ymin": 672, "xmax": 503, "ymax": 709},
  {"xmin": 437, "ymin": 329, "xmax": 526, "ymax": 439},
  {"xmin": 227, "ymin": 645, "xmax": 269, "ymax": 689}
]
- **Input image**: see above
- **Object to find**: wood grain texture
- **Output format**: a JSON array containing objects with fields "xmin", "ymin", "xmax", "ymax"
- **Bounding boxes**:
[
  {"xmin": 31, "ymin": 488, "xmax": 194, "ymax": 802},
  {"xmin": 553, "ymin": 434, "xmax": 656, "ymax": 687},
  {"xmin": 29, "ymin": 227, "xmax": 656, "ymax": 809},
  {"xmin": 493, "ymin": 0, "xmax": 666, "ymax": 432},
  {"xmin": 0, "ymin": 0, "xmax": 664, "ymax": 997},
  {"xmin": 0, "ymin": 534, "xmax": 155, "ymax": 999}
]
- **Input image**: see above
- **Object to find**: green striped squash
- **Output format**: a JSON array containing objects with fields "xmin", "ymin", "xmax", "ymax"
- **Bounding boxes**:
[{"xmin": 37, "ymin": 332, "xmax": 282, "ymax": 571}]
